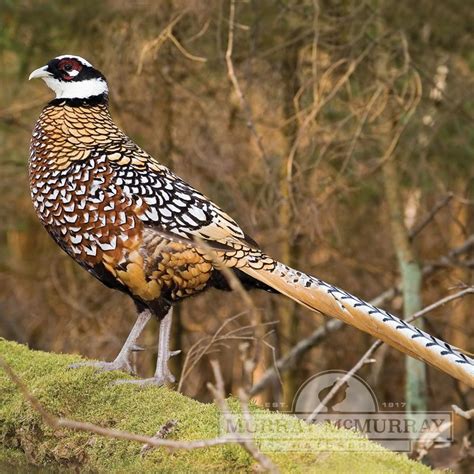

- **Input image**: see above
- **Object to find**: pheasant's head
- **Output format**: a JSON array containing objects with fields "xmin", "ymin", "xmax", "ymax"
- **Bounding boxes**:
[{"xmin": 29, "ymin": 55, "xmax": 108, "ymax": 100}]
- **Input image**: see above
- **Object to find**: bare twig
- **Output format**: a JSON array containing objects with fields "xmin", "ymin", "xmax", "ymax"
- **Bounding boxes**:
[
  {"xmin": 191, "ymin": 237, "xmax": 264, "ymax": 390},
  {"xmin": 250, "ymin": 318, "xmax": 343, "ymax": 397},
  {"xmin": 168, "ymin": 33, "xmax": 207, "ymax": 62},
  {"xmin": 407, "ymin": 287, "xmax": 473, "ymax": 320},
  {"xmin": 0, "ymin": 355, "xmax": 58, "ymax": 429},
  {"xmin": 137, "ymin": 12, "xmax": 186, "ymax": 74},
  {"xmin": 414, "ymin": 421, "xmax": 452, "ymax": 461},
  {"xmin": 261, "ymin": 338, "xmax": 284, "ymax": 392},
  {"xmin": 338, "ymin": 84, "xmax": 384, "ymax": 176},
  {"xmin": 207, "ymin": 360, "xmax": 279, "ymax": 473},
  {"xmin": 452, "ymin": 405, "xmax": 474, "ymax": 420},
  {"xmin": 178, "ymin": 312, "xmax": 276, "ymax": 392},
  {"xmin": 56, "ymin": 419, "xmax": 232, "ymax": 450},
  {"xmin": 306, "ymin": 340, "xmax": 382, "ymax": 423},
  {"xmin": 179, "ymin": 312, "xmax": 246, "ymax": 390},
  {"xmin": 225, "ymin": 0, "xmax": 269, "ymax": 167},
  {"xmin": 423, "ymin": 234, "xmax": 474, "ymax": 272},
  {"xmin": 137, "ymin": 11, "xmax": 206, "ymax": 73},
  {"xmin": 286, "ymin": 37, "xmax": 380, "ymax": 208},
  {"xmin": 409, "ymin": 193, "xmax": 454, "ymax": 241}
]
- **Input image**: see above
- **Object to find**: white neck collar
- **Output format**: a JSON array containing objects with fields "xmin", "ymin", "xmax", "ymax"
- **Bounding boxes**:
[{"xmin": 44, "ymin": 76, "xmax": 108, "ymax": 99}]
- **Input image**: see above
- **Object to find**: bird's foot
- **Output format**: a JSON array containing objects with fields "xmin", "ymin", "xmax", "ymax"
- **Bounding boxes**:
[
  {"xmin": 69, "ymin": 343, "xmax": 144, "ymax": 374},
  {"xmin": 69, "ymin": 354, "xmax": 134, "ymax": 374},
  {"xmin": 113, "ymin": 349, "xmax": 180, "ymax": 386}
]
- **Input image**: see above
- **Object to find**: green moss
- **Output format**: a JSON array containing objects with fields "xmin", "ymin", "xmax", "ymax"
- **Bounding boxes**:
[{"xmin": 0, "ymin": 339, "xmax": 429, "ymax": 472}]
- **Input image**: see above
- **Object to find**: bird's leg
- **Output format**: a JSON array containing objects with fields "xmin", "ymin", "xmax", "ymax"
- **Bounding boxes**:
[
  {"xmin": 115, "ymin": 308, "xmax": 180, "ymax": 386},
  {"xmin": 70, "ymin": 309, "xmax": 152, "ymax": 374},
  {"xmin": 154, "ymin": 308, "xmax": 180, "ymax": 383}
]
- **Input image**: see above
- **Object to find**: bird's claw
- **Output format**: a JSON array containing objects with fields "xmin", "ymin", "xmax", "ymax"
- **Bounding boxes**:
[{"xmin": 113, "ymin": 356, "xmax": 177, "ymax": 386}]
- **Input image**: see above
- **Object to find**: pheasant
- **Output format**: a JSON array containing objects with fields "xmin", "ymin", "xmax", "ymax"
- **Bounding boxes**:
[{"xmin": 28, "ymin": 55, "xmax": 474, "ymax": 387}]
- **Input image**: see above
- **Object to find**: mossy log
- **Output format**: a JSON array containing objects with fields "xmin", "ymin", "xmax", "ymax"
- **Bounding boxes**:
[{"xmin": 0, "ymin": 339, "xmax": 429, "ymax": 472}]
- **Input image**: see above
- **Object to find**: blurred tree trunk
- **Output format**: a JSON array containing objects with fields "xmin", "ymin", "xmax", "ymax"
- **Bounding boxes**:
[
  {"xmin": 447, "ymin": 183, "xmax": 472, "ymax": 441},
  {"xmin": 277, "ymin": 42, "xmax": 300, "ymax": 410},
  {"xmin": 447, "ymin": 192, "xmax": 470, "ymax": 350},
  {"xmin": 374, "ymin": 22, "xmax": 427, "ymax": 415},
  {"xmin": 382, "ymin": 155, "xmax": 426, "ymax": 414}
]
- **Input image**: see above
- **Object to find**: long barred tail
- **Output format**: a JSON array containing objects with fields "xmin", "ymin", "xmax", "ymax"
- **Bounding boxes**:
[{"xmin": 242, "ymin": 259, "xmax": 474, "ymax": 387}]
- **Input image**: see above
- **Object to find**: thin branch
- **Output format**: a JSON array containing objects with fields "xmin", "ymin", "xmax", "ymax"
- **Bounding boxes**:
[
  {"xmin": 423, "ymin": 234, "xmax": 474, "ymax": 273},
  {"xmin": 338, "ymin": 85, "xmax": 384, "ymax": 176},
  {"xmin": 451, "ymin": 405, "xmax": 474, "ymax": 420},
  {"xmin": 414, "ymin": 421, "xmax": 452, "ymax": 461},
  {"xmin": 0, "ymin": 356, "xmax": 58, "ymax": 429},
  {"xmin": 225, "ymin": 0, "xmax": 269, "ymax": 167},
  {"xmin": 306, "ymin": 340, "xmax": 382, "ymax": 423},
  {"xmin": 57, "ymin": 419, "xmax": 232, "ymax": 450},
  {"xmin": 407, "ymin": 287, "xmax": 473, "ymax": 320},
  {"xmin": 207, "ymin": 360, "xmax": 278, "ymax": 473},
  {"xmin": 137, "ymin": 11, "xmax": 198, "ymax": 74},
  {"xmin": 168, "ymin": 33, "xmax": 207, "ymax": 62},
  {"xmin": 286, "ymin": 37, "xmax": 380, "ymax": 207},
  {"xmin": 192, "ymin": 237, "xmax": 264, "ymax": 390},
  {"xmin": 409, "ymin": 193, "xmax": 454, "ymax": 241},
  {"xmin": 179, "ymin": 312, "xmax": 276, "ymax": 392},
  {"xmin": 179, "ymin": 312, "xmax": 246, "ymax": 390},
  {"xmin": 250, "ymin": 319, "xmax": 343, "ymax": 397}
]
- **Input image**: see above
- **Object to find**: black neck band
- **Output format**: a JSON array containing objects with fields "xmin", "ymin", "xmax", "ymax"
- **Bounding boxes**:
[{"xmin": 48, "ymin": 93, "xmax": 109, "ymax": 107}]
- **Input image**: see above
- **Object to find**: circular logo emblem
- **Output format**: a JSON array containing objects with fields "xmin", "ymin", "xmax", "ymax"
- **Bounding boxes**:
[{"xmin": 292, "ymin": 370, "xmax": 378, "ymax": 418}]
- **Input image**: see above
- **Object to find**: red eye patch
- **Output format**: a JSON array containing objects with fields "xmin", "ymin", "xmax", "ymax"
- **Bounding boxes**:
[{"xmin": 57, "ymin": 59, "xmax": 82, "ymax": 80}]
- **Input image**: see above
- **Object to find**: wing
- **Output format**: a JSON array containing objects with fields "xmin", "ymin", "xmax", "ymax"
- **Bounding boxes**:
[{"xmin": 105, "ymin": 144, "xmax": 259, "ymax": 251}]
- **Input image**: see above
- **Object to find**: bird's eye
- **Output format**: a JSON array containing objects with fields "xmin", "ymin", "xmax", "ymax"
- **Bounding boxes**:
[{"xmin": 64, "ymin": 64, "xmax": 73, "ymax": 72}]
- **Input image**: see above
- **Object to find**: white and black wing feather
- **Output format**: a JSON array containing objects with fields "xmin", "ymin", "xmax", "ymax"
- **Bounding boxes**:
[{"xmin": 109, "ymin": 156, "xmax": 258, "ymax": 249}]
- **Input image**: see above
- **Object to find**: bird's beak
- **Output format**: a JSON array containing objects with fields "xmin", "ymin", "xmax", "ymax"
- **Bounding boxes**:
[{"xmin": 28, "ymin": 65, "xmax": 51, "ymax": 81}]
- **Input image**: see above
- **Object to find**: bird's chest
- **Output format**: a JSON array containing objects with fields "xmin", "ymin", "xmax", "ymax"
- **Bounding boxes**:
[{"xmin": 29, "ymin": 148, "xmax": 142, "ymax": 265}]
